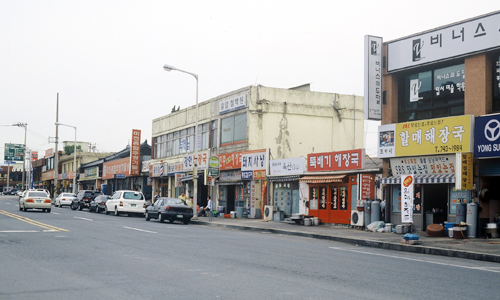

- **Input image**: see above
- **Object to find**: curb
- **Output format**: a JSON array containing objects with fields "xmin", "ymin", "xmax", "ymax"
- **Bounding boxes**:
[{"xmin": 192, "ymin": 221, "xmax": 500, "ymax": 263}]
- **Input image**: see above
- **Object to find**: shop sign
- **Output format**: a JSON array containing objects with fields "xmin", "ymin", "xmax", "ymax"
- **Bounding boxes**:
[
  {"xmin": 103, "ymin": 157, "xmax": 130, "ymax": 180},
  {"xmin": 387, "ymin": 12, "xmax": 500, "ymax": 72},
  {"xmin": 183, "ymin": 150, "xmax": 209, "ymax": 172},
  {"xmin": 219, "ymin": 170, "xmax": 241, "ymax": 181},
  {"xmin": 401, "ymin": 174, "xmax": 414, "ymax": 223},
  {"xmin": 250, "ymin": 181, "xmax": 256, "ymax": 218},
  {"xmin": 208, "ymin": 156, "xmax": 220, "ymax": 177},
  {"xmin": 175, "ymin": 173, "xmax": 182, "ymax": 188},
  {"xmin": 219, "ymin": 94, "xmax": 247, "ymax": 115},
  {"xmin": 474, "ymin": 114, "xmax": 500, "ymax": 158},
  {"xmin": 84, "ymin": 167, "xmax": 99, "ymax": 180},
  {"xmin": 390, "ymin": 154, "xmax": 455, "ymax": 176},
  {"xmin": 147, "ymin": 177, "xmax": 152, "ymax": 186},
  {"xmin": 151, "ymin": 163, "xmax": 164, "ymax": 177},
  {"xmin": 394, "ymin": 115, "xmax": 472, "ymax": 157},
  {"xmin": 42, "ymin": 170, "xmax": 54, "ymax": 181},
  {"xmin": 218, "ymin": 149, "xmax": 267, "ymax": 171},
  {"xmin": 307, "ymin": 149, "xmax": 365, "ymax": 172},
  {"xmin": 270, "ymin": 157, "xmax": 305, "ymax": 176},
  {"xmin": 45, "ymin": 148, "xmax": 54, "ymax": 158},
  {"xmin": 449, "ymin": 187, "xmax": 470, "ymax": 214},
  {"xmin": 141, "ymin": 160, "xmax": 150, "ymax": 173},
  {"xmin": 360, "ymin": 174, "xmax": 374, "ymax": 200},
  {"xmin": 114, "ymin": 174, "xmax": 126, "ymax": 179},
  {"xmin": 31, "ymin": 151, "xmax": 38, "ymax": 162},
  {"xmin": 130, "ymin": 129, "xmax": 141, "ymax": 176},
  {"xmin": 167, "ymin": 162, "xmax": 183, "ymax": 175},
  {"xmin": 241, "ymin": 149, "xmax": 268, "ymax": 180},
  {"xmin": 364, "ymin": 35, "xmax": 382, "ymax": 120},
  {"xmin": 456, "ymin": 152, "xmax": 473, "ymax": 190},
  {"xmin": 377, "ymin": 124, "xmax": 396, "ymax": 158}
]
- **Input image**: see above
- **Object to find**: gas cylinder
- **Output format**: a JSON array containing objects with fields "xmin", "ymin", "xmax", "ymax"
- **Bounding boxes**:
[
  {"xmin": 455, "ymin": 202, "xmax": 466, "ymax": 224},
  {"xmin": 371, "ymin": 199, "xmax": 380, "ymax": 222},
  {"xmin": 364, "ymin": 199, "xmax": 372, "ymax": 226},
  {"xmin": 466, "ymin": 202, "xmax": 477, "ymax": 238}
]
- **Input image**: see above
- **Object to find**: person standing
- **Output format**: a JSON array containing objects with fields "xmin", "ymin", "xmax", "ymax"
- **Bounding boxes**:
[
  {"xmin": 204, "ymin": 196, "xmax": 213, "ymax": 222},
  {"xmin": 179, "ymin": 192, "xmax": 188, "ymax": 201}
]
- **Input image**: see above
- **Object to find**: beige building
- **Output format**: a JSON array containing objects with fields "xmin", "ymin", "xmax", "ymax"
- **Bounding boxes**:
[{"xmin": 151, "ymin": 84, "xmax": 364, "ymax": 217}]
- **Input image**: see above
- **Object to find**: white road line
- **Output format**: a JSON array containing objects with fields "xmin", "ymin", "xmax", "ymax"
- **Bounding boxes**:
[
  {"xmin": 74, "ymin": 216, "xmax": 93, "ymax": 221},
  {"xmin": 329, "ymin": 246, "xmax": 500, "ymax": 273},
  {"xmin": 123, "ymin": 226, "xmax": 157, "ymax": 234},
  {"xmin": 51, "ymin": 212, "xmax": 60, "ymax": 215}
]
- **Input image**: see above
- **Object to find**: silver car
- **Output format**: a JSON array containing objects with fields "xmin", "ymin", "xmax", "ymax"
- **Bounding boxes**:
[
  {"xmin": 19, "ymin": 191, "xmax": 52, "ymax": 212},
  {"xmin": 55, "ymin": 193, "xmax": 77, "ymax": 208}
]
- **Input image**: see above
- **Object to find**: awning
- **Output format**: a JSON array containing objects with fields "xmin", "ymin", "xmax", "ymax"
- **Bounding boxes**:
[
  {"xmin": 217, "ymin": 181, "xmax": 244, "ymax": 186},
  {"xmin": 380, "ymin": 174, "xmax": 455, "ymax": 184},
  {"xmin": 268, "ymin": 175, "xmax": 300, "ymax": 182},
  {"xmin": 299, "ymin": 175, "xmax": 345, "ymax": 184},
  {"xmin": 180, "ymin": 175, "xmax": 200, "ymax": 182}
]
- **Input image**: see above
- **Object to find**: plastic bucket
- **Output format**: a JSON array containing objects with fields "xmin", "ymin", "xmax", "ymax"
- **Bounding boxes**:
[
  {"xmin": 313, "ymin": 217, "xmax": 320, "ymax": 226},
  {"xmin": 448, "ymin": 227, "xmax": 453, "ymax": 238},
  {"xmin": 304, "ymin": 218, "xmax": 311, "ymax": 226},
  {"xmin": 385, "ymin": 223, "xmax": 393, "ymax": 233}
]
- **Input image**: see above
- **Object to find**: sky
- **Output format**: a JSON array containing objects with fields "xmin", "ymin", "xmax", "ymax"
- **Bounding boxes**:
[{"xmin": 1, "ymin": 0, "xmax": 499, "ymax": 166}]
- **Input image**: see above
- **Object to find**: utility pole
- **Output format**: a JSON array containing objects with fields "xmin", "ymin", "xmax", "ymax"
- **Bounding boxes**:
[{"xmin": 54, "ymin": 93, "xmax": 59, "ymax": 199}]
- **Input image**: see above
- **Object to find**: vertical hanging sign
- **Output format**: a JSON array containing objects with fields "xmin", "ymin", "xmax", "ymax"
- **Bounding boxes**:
[
  {"xmin": 401, "ymin": 174, "xmax": 414, "ymax": 223},
  {"xmin": 130, "ymin": 129, "xmax": 141, "ymax": 176},
  {"xmin": 364, "ymin": 35, "xmax": 383, "ymax": 120}
]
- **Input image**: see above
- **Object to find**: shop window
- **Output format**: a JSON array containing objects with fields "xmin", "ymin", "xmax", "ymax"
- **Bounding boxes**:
[
  {"xmin": 221, "ymin": 113, "xmax": 247, "ymax": 146},
  {"xmin": 198, "ymin": 122, "xmax": 210, "ymax": 151},
  {"xmin": 399, "ymin": 63, "xmax": 464, "ymax": 122},
  {"xmin": 319, "ymin": 187, "xmax": 327, "ymax": 210},
  {"xmin": 309, "ymin": 187, "xmax": 318, "ymax": 210}
]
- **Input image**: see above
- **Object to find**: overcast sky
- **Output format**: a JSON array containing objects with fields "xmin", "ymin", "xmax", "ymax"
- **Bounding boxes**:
[{"xmin": 1, "ymin": 1, "xmax": 499, "ymax": 165}]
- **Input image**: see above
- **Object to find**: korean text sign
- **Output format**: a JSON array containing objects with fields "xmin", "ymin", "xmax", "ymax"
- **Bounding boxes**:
[
  {"xmin": 456, "ymin": 152, "xmax": 473, "ymax": 190},
  {"xmin": 307, "ymin": 149, "xmax": 365, "ymax": 172},
  {"xmin": 395, "ymin": 115, "xmax": 472, "ymax": 157},
  {"xmin": 183, "ymin": 150, "xmax": 209, "ymax": 172},
  {"xmin": 401, "ymin": 175, "xmax": 414, "ymax": 223},
  {"xmin": 241, "ymin": 149, "xmax": 268, "ymax": 180},
  {"xmin": 103, "ymin": 157, "xmax": 130, "ymax": 180},
  {"xmin": 270, "ymin": 157, "xmax": 305, "ymax": 176},
  {"xmin": 390, "ymin": 154, "xmax": 455, "ymax": 176},
  {"xmin": 129, "ymin": 129, "xmax": 141, "ymax": 176},
  {"xmin": 474, "ymin": 114, "xmax": 500, "ymax": 158}
]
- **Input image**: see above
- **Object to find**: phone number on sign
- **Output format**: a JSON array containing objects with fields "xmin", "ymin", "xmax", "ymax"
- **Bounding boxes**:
[{"xmin": 434, "ymin": 145, "xmax": 462, "ymax": 153}]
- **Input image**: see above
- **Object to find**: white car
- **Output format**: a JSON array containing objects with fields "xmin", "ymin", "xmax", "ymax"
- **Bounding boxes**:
[
  {"xmin": 19, "ymin": 191, "xmax": 52, "ymax": 212},
  {"xmin": 105, "ymin": 190, "xmax": 146, "ymax": 216},
  {"xmin": 55, "ymin": 193, "xmax": 77, "ymax": 207}
]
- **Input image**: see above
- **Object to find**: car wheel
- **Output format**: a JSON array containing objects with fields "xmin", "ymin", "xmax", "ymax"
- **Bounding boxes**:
[
  {"xmin": 158, "ymin": 213, "xmax": 163, "ymax": 223},
  {"xmin": 169, "ymin": 219, "xmax": 174, "ymax": 224},
  {"xmin": 105, "ymin": 206, "xmax": 110, "ymax": 215},
  {"xmin": 23, "ymin": 204, "xmax": 27, "ymax": 212},
  {"xmin": 47, "ymin": 208, "xmax": 51, "ymax": 213},
  {"xmin": 95, "ymin": 207, "xmax": 99, "ymax": 213},
  {"xmin": 114, "ymin": 207, "xmax": 119, "ymax": 216},
  {"xmin": 183, "ymin": 219, "xmax": 190, "ymax": 225},
  {"xmin": 19, "ymin": 202, "xmax": 22, "ymax": 211},
  {"xmin": 78, "ymin": 204, "xmax": 82, "ymax": 211},
  {"xmin": 145, "ymin": 212, "xmax": 150, "ymax": 221},
  {"xmin": 71, "ymin": 202, "xmax": 77, "ymax": 210}
]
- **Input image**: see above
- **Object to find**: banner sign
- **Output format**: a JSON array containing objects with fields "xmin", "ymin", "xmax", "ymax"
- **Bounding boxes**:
[
  {"xmin": 364, "ymin": 35, "xmax": 383, "ymax": 120},
  {"xmin": 219, "ymin": 170, "xmax": 241, "ymax": 181},
  {"xmin": 456, "ymin": 152, "xmax": 473, "ymax": 190},
  {"xmin": 378, "ymin": 124, "xmax": 396, "ymax": 158},
  {"xmin": 219, "ymin": 94, "xmax": 247, "ymax": 115},
  {"xmin": 270, "ymin": 157, "xmax": 305, "ymax": 176},
  {"xmin": 241, "ymin": 149, "xmax": 268, "ymax": 180},
  {"xmin": 307, "ymin": 149, "xmax": 365, "ymax": 172},
  {"xmin": 387, "ymin": 12, "xmax": 500, "ymax": 72},
  {"xmin": 129, "ymin": 129, "xmax": 141, "ymax": 176},
  {"xmin": 218, "ymin": 149, "xmax": 267, "ymax": 171},
  {"xmin": 401, "ymin": 174, "xmax": 414, "ymax": 223},
  {"xmin": 360, "ymin": 174, "xmax": 374, "ymax": 200},
  {"xmin": 390, "ymin": 154, "xmax": 456, "ymax": 176},
  {"xmin": 103, "ymin": 157, "xmax": 130, "ymax": 180},
  {"xmin": 474, "ymin": 113, "xmax": 500, "ymax": 158},
  {"xmin": 167, "ymin": 162, "xmax": 183, "ymax": 175},
  {"xmin": 83, "ymin": 167, "xmax": 99, "ymax": 180},
  {"xmin": 183, "ymin": 150, "xmax": 209, "ymax": 172}
]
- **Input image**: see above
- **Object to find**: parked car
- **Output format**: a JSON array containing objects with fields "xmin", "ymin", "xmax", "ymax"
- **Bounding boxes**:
[
  {"xmin": 145, "ymin": 197, "xmax": 193, "ymax": 224},
  {"xmin": 19, "ymin": 191, "xmax": 52, "ymax": 212},
  {"xmin": 54, "ymin": 193, "xmax": 77, "ymax": 207},
  {"xmin": 105, "ymin": 190, "xmax": 146, "ymax": 216},
  {"xmin": 5, "ymin": 189, "xmax": 19, "ymax": 195},
  {"xmin": 89, "ymin": 195, "xmax": 110, "ymax": 213},
  {"xmin": 71, "ymin": 190, "xmax": 100, "ymax": 210}
]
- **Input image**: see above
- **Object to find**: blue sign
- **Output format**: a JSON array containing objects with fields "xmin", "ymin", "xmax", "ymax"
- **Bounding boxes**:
[
  {"xmin": 241, "ymin": 171, "xmax": 253, "ymax": 180},
  {"xmin": 474, "ymin": 114, "xmax": 500, "ymax": 158},
  {"xmin": 114, "ymin": 174, "xmax": 126, "ymax": 179},
  {"xmin": 4, "ymin": 161, "xmax": 15, "ymax": 164}
]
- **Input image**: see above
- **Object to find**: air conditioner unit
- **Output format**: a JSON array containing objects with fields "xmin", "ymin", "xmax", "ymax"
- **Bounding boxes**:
[
  {"xmin": 351, "ymin": 210, "xmax": 364, "ymax": 226},
  {"xmin": 264, "ymin": 206, "xmax": 274, "ymax": 221}
]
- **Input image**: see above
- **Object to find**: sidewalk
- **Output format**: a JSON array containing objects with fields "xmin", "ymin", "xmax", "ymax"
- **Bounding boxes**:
[{"xmin": 191, "ymin": 216, "xmax": 500, "ymax": 263}]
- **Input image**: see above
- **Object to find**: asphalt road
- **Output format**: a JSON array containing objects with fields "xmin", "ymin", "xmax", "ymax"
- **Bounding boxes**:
[{"xmin": 1, "ymin": 195, "xmax": 499, "ymax": 300}]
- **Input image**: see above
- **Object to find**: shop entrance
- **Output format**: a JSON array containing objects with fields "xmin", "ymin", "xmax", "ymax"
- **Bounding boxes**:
[
  {"xmin": 423, "ymin": 184, "xmax": 448, "ymax": 229},
  {"xmin": 310, "ymin": 183, "xmax": 352, "ymax": 224}
]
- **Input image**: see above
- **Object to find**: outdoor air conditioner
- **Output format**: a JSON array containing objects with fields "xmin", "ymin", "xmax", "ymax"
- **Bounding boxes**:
[
  {"xmin": 264, "ymin": 206, "xmax": 274, "ymax": 221},
  {"xmin": 351, "ymin": 210, "xmax": 364, "ymax": 226}
]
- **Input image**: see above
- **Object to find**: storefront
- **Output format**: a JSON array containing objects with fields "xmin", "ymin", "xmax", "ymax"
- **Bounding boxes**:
[
  {"xmin": 78, "ymin": 166, "xmax": 101, "ymax": 191},
  {"xmin": 181, "ymin": 151, "xmax": 209, "ymax": 208},
  {"xmin": 378, "ymin": 115, "xmax": 474, "ymax": 230},
  {"xmin": 268, "ymin": 157, "xmax": 306, "ymax": 217},
  {"xmin": 303, "ymin": 149, "xmax": 370, "ymax": 225},
  {"xmin": 167, "ymin": 162, "xmax": 184, "ymax": 198}
]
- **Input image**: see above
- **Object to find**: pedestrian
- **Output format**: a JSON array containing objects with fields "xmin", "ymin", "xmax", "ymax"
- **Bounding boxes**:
[
  {"xmin": 178, "ymin": 192, "xmax": 188, "ymax": 201},
  {"xmin": 204, "ymin": 196, "xmax": 213, "ymax": 222}
]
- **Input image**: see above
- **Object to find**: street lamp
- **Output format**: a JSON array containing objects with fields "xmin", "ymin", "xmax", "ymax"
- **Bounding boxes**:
[
  {"xmin": 163, "ymin": 64, "xmax": 199, "ymax": 219},
  {"xmin": 55, "ymin": 122, "xmax": 77, "ymax": 194},
  {"xmin": 12, "ymin": 122, "xmax": 27, "ymax": 190}
]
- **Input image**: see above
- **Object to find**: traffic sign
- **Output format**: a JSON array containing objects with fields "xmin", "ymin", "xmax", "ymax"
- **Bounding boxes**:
[
  {"xmin": 208, "ymin": 156, "xmax": 220, "ymax": 177},
  {"xmin": 4, "ymin": 143, "xmax": 24, "ymax": 162},
  {"xmin": 4, "ymin": 161, "xmax": 15, "ymax": 165}
]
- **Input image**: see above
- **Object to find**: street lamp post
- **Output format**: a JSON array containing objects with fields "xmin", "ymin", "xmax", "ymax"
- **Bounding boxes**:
[
  {"xmin": 55, "ymin": 122, "xmax": 77, "ymax": 194},
  {"xmin": 163, "ymin": 64, "xmax": 199, "ymax": 219}
]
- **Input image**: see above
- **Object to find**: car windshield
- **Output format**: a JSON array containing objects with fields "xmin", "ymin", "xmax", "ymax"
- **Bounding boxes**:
[
  {"xmin": 84, "ymin": 192, "xmax": 95, "ymax": 197},
  {"xmin": 164, "ymin": 198, "xmax": 185, "ymax": 205},
  {"xmin": 28, "ymin": 192, "xmax": 47, "ymax": 197},
  {"xmin": 123, "ymin": 192, "xmax": 144, "ymax": 200}
]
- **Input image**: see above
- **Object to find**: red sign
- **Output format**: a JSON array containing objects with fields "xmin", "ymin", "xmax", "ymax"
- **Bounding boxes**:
[
  {"xmin": 103, "ymin": 157, "xmax": 130, "ymax": 180},
  {"xmin": 219, "ymin": 149, "xmax": 266, "ymax": 171},
  {"xmin": 130, "ymin": 129, "xmax": 141, "ymax": 176},
  {"xmin": 31, "ymin": 151, "xmax": 38, "ymax": 162},
  {"xmin": 307, "ymin": 149, "xmax": 365, "ymax": 172},
  {"xmin": 360, "ymin": 174, "xmax": 374, "ymax": 200}
]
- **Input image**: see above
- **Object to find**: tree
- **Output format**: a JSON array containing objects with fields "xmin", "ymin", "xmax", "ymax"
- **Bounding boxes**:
[
  {"xmin": 171, "ymin": 106, "xmax": 181, "ymax": 113},
  {"xmin": 64, "ymin": 145, "xmax": 82, "ymax": 155}
]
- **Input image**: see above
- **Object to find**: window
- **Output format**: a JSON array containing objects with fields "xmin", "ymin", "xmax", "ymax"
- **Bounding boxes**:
[
  {"xmin": 198, "ymin": 122, "xmax": 210, "ymax": 151},
  {"xmin": 220, "ymin": 113, "xmax": 247, "ymax": 146},
  {"xmin": 493, "ymin": 54, "xmax": 500, "ymax": 112},
  {"xmin": 399, "ymin": 63, "xmax": 464, "ymax": 122},
  {"xmin": 211, "ymin": 120, "xmax": 218, "ymax": 149}
]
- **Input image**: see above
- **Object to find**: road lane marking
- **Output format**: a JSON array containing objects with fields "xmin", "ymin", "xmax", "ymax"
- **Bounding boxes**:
[
  {"xmin": 0, "ymin": 210, "xmax": 69, "ymax": 232},
  {"xmin": 329, "ymin": 246, "xmax": 500, "ymax": 273},
  {"xmin": 51, "ymin": 212, "xmax": 60, "ymax": 215},
  {"xmin": 123, "ymin": 226, "xmax": 157, "ymax": 234},
  {"xmin": 74, "ymin": 217, "xmax": 93, "ymax": 221}
]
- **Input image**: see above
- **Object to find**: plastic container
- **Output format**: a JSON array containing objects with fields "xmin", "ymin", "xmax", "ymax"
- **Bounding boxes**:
[
  {"xmin": 453, "ymin": 223, "xmax": 467, "ymax": 239},
  {"xmin": 448, "ymin": 227, "xmax": 453, "ymax": 238},
  {"xmin": 313, "ymin": 217, "xmax": 320, "ymax": 226},
  {"xmin": 236, "ymin": 207, "xmax": 244, "ymax": 219},
  {"xmin": 385, "ymin": 223, "xmax": 393, "ymax": 233},
  {"xmin": 230, "ymin": 211, "xmax": 237, "ymax": 218},
  {"xmin": 396, "ymin": 224, "xmax": 408, "ymax": 234},
  {"xmin": 304, "ymin": 218, "xmax": 311, "ymax": 226}
]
